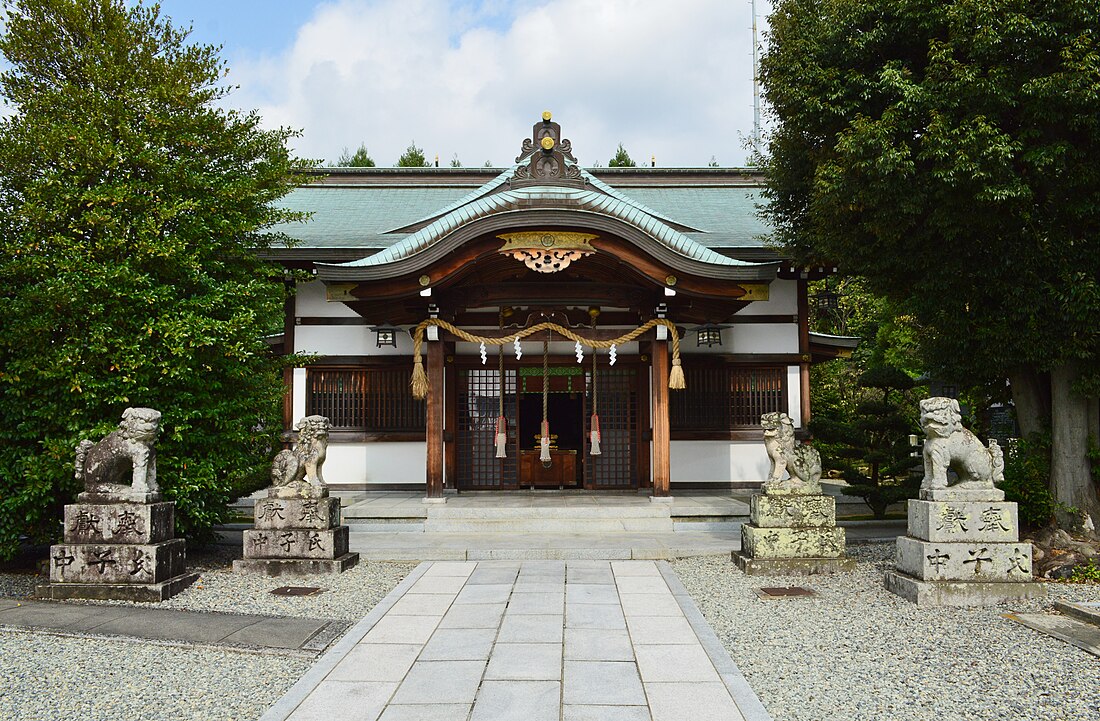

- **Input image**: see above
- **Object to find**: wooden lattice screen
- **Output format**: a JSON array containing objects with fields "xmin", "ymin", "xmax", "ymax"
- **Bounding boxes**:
[
  {"xmin": 306, "ymin": 367, "xmax": 425, "ymax": 431},
  {"xmin": 584, "ymin": 367, "xmax": 637, "ymax": 488},
  {"xmin": 670, "ymin": 365, "xmax": 787, "ymax": 431},
  {"xmin": 456, "ymin": 368, "xmax": 517, "ymax": 489}
]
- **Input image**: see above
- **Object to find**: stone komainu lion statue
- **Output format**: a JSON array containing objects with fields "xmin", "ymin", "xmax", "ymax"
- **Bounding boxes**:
[
  {"xmin": 919, "ymin": 397, "xmax": 1004, "ymax": 491},
  {"xmin": 75, "ymin": 407, "xmax": 162, "ymax": 499},
  {"xmin": 761, "ymin": 411, "xmax": 822, "ymax": 494},
  {"xmin": 271, "ymin": 415, "xmax": 330, "ymax": 490}
]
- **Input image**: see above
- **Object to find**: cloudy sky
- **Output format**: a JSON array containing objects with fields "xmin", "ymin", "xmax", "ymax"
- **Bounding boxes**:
[{"xmin": 9, "ymin": 0, "xmax": 773, "ymax": 167}]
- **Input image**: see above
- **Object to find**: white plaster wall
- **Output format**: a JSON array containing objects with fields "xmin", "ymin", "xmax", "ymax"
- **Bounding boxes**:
[
  {"xmin": 292, "ymin": 368, "xmax": 306, "ymax": 421},
  {"xmin": 670, "ymin": 441, "xmax": 770, "ymax": 483},
  {"xmin": 728, "ymin": 324, "xmax": 799, "ymax": 354},
  {"xmin": 295, "ymin": 280, "xmax": 360, "ymax": 317},
  {"xmin": 739, "ymin": 279, "xmax": 798, "ymax": 315},
  {"xmin": 294, "ymin": 326, "xmax": 412, "ymax": 357},
  {"xmin": 323, "ymin": 442, "xmax": 427, "ymax": 486},
  {"xmin": 786, "ymin": 365, "xmax": 803, "ymax": 428}
]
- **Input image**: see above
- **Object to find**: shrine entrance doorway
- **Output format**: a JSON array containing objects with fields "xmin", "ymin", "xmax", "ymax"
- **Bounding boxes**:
[{"xmin": 454, "ymin": 360, "xmax": 643, "ymax": 491}]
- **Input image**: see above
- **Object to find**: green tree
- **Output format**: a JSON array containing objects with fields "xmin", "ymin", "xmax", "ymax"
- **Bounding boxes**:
[
  {"xmin": 335, "ymin": 143, "xmax": 375, "ymax": 167},
  {"xmin": 761, "ymin": 0, "xmax": 1100, "ymax": 533},
  {"xmin": 608, "ymin": 143, "xmax": 636, "ymax": 167},
  {"xmin": 396, "ymin": 141, "xmax": 431, "ymax": 167},
  {"xmin": 812, "ymin": 365, "xmax": 920, "ymax": 518},
  {"xmin": 0, "ymin": 0, "xmax": 310, "ymax": 558}
]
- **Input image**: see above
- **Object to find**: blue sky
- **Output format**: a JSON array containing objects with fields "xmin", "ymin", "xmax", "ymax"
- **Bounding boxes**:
[{"xmin": 18, "ymin": 1, "xmax": 774, "ymax": 167}]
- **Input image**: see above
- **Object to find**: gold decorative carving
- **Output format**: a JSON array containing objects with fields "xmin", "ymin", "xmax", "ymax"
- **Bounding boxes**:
[
  {"xmin": 325, "ymin": 283, "xmax": 357, "ymax": 302},
  {"xmin": 497, "ymin": 232, "xmax": 597, "ymax": 273},
  {"xmin": 737, "ymin": 283, "xmax": 770, "ymax": 301}
]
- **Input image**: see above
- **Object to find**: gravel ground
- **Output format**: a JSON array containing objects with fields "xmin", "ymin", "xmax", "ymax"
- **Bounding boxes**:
[
  {"xmin": 1, "ymin": 545, "xmax": 417, "ymax": 621},
  {"xmin": 0, "ymin": 628, "xmax": 311, "ymax": 721},
  {"xmin": 0, "ymin": 546, "xmax": 415, "ymax": 721},
  {"xmin": 672, "ymin": 542, "xmax": 1100, "ymax": 721}
]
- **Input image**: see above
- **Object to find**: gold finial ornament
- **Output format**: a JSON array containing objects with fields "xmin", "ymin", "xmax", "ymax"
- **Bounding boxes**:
[
  {"xmin": 540, "ymin": 136, "xmax": 555, "ymax": 150},
  {"xmin": 418, "ymin": 274, "xmax": 431, "ymax": 287},
  {"xmin": 542, "ymin": 110, "xmax": 552, "ymax": 121}
]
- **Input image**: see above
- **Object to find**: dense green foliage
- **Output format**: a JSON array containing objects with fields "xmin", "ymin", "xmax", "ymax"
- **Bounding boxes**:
[
  {"xmin": 0, "ymin": 0, "xmax": 309, "ymax": 557},
  {"xmin": 762, "ymin": 0, "xmax": 1100, "ymax": 527},
  {"xmin": 335, "ymin": 143, "xmax": 375, "ymax": 167},
  {"xmin": 608, "ymin": 143, "xmax": 636, "ymax": 167},
  {"xmin": 396, "ymin": 142, "xmax": 431, "ymax": 167},
  {"xmin": 1000, "ymin": 434, "xmax": 1057, "ymax": 529}
]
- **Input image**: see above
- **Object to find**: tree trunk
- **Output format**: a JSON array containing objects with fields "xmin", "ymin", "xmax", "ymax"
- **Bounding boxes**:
[
  {"xmin": 1050, "ymin": 361, "xmax": 1100, "ymax": 537},
  {"xmin": 1008, "ymin": 366, "xmax": 1051, "ymax": 439},
  {"xmin": 1088, "ymin": 396, "xmax": 1099, "ymax": 448}
]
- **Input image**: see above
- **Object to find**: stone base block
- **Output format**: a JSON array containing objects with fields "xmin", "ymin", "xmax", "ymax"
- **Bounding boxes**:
[
  {"xmin": 232, "ymin": 553, "xmax": 359, "ymax": 576},
  {"xmin": 36, "ymin": 572, "xmax": 198, "ymax": 602},
  {"xmin": 750, "ymin": 494, "xmax": 836, "ymax": 528},
  {"xmin": 78, "ymin": 487, "xmax": 162, "ymax": 504},
  {"xmin": 243, "ymin": 526, "xmax": 349, "ymax": 560},
  {"xmin": 49, "ymin": 539, "xmax": 186, "ymax": 584},
  {"xmin": 733, "ymin": 551, "xmax": 855, "ymax": 575},
  {"xmin": 254, "ymin": 497, "xmax": 341, "ymax": 531},
  {"xmin": 896, "ymin": 536, "xmax": 1033, "ymax": 581},
  {"xmin": 741, "ymin": 525, "xmax": 846, "ymax": 559},
  {"xmin": 907, "ymin": 499, "xmax": 1018, "ymax": 543},
  {"xmin": 267, "ymin": 482, "xmax": 328, "ymax": 500},
  {"xmin": 63, "ymin": 502, "xmax": 175, "ymax": 545},
  {"xmin": 919, "ymin": 487, "xmax": 1005, "ymax": 502},
  {"xmin": 884, "ymin": 570, "xmax": 1046, "ymax": 607}
]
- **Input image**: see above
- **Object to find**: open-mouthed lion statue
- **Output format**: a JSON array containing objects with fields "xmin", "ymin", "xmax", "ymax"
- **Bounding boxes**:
[
  {"xmin": 919, "ymin": 397, "xmax": 1004, "ymax": 491},
  {"xmin": 761, "ymin": 411, "xmax": 822, "ymax": 495},
  {"xmin": 75, "ymin": 407, "xmax": 162, "ymax": 501},
  {"xmin": 271, "ymin": 415, "xmax": 330, "ymax": 495}
]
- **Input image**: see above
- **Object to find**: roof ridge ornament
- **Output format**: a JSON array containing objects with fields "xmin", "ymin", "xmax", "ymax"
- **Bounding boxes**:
[{"xmin": 512, "ymin": 111, "xmax": 584, "ymax": 186}]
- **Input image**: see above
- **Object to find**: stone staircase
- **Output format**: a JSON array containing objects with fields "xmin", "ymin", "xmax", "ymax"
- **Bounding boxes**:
[{"xmin": 421, "ymin": 503, "xmax": 675, "ymax": 534}]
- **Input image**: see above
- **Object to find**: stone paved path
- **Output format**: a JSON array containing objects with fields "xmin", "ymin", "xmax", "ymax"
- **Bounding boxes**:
[{"xmin": 261, "ymin": 560, "xmax": 770, "ymax": 721}]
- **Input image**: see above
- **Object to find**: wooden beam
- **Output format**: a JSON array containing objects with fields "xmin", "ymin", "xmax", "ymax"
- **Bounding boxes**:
[
  {"xmin": 797, "ymin": 280, "xmax": 812, "ymax": 427},
  {"xmin": 651, "ymin": 338, "xmax": 671, "ymax": 497},
  {"xmin": 425, "ymin": 340, "xmax": 445, "ymax": 498},
  {"xmin": 444, "ymin": 347, "xmax": 457, "ymax": 490}
]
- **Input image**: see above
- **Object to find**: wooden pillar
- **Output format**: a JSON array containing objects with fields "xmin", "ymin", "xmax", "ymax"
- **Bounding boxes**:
[
  {"xmin": 651, "ymin": 338, "xmax": 671, "ymax": 497},
  {"xmin": 797, "ymin": 280, "xmax": 812, "ymax": 426},
  {"xmin": 426, "ymin": 339, "xmax": 444, "ymax": 499}
]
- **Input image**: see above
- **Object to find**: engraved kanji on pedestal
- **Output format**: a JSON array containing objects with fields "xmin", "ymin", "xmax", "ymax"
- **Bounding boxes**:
[
  {"xmin": 733, "ymin": 412, "xmax": 855, "ymax": 575},
  {"xmin": 884, "ymin": 397, "xmax": 1046, "ymax": 606},
  {"xmin": 37, "ymin": 408, "xmax": 197, "ymax": 602},
  {"xmin": 233, "ymin": 416, "xmax": 359, "ymax": 576}
]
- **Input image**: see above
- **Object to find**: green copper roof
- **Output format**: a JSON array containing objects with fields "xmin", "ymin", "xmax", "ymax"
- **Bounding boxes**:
[{"xmin": 271, "ymin": 169, "xmax": 773, "ymax": 252}]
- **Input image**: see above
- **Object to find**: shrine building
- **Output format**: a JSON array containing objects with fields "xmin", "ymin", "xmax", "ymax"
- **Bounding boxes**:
[{"xmin": 268, "ymin": 114, "xmax": 846, "ymax": 498}]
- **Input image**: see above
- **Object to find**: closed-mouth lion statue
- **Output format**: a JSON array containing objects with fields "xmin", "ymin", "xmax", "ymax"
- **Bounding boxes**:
[
  {"xmin": 271, "ymin": 415, "xmax": 331, "ymax": 493},
  {"xmin": 761, "ymin": 411, "xmax": 822, "ymax": 495},
  {"xmin": 919, "ymin": 397, "xmax": 1004, "ymax": 491},
  {"xmin": 74, "ymin": 407, "xmax": 162, "ymax": 501}
]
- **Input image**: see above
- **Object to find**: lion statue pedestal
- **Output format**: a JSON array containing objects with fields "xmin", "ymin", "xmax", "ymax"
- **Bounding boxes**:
[
  {"xmin": 37, "ymin": 408, "xmax": 198, "ymax": 602},
  {"xmin": 733, "ymin": 412, "xmax": 855, "ymax": 575},
  {"xmin": 234, "ymin": 416, "xmax": 359, "ymax": 576},
  {"xmin": 884, "ymin": 397, "xmax": 1046, "ymax": 606}
]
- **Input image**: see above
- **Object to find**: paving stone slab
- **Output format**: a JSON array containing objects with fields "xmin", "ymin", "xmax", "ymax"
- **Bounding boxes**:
[
  {"xmin": 437, "ymin": 603, "xmax": 506, "ymax": 629},
  {"xmin": 497, "ymin": 613, "xmax": 564, "ymax": 643},
  {"xmin": 328, "ymin": 644, "xmax": 422, "ymax": 682},
  {"xmin": 564, "ymin": 627, "xmax": 635, "ymax": 661},
  {"xmin": 564, "ymin": 660, "xmax": 646, "ymax": 705},
  {"xmin": 645, "ymin": 681, "xmax": 746, "ymax": 721},
  {"xmin": 286, "ymin": 680, "xmax": 397, "ymax": 721},
  {"xmin": 563, "ymin": 706, "xmax": 653, "ymax": 721},
  {"xmin": 378, "ymin": 704, "xmax": 472, "ymax": 721},
  {"xmin": 471, "ymin": 681, "xmax": 560, "ymax": 721},
  {"xmin": 1010, "ymin": 613, "xmax": 1100, "ymax": 658},
  {"xmin": 390, "ymin": 660, "xmax": 484, "ymax": 705},
  {"xmin": 419, "ymin": 627, "xmax": 497, "ymax": 661}
]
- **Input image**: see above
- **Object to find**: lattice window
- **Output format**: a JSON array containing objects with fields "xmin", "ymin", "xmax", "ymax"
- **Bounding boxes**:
[
  {"xmin": 306, "ymin": 367, "xmax": 425, "ymax": 431},
  {"xmin": 670, "ymin": 365, "xmax": 787, "ymax": 431},
  {"xmin": 457, "ymin": 368, "xmax": 517, "ymax": 489},
  {"xmin": 584, "ymin": 367, "xmax": 636, "ymax": 488}
]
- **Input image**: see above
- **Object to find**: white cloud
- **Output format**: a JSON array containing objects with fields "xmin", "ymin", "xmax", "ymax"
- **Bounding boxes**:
[{"xmin": 226, "ymin": 0, "xmax": 770, "ymax": 167}]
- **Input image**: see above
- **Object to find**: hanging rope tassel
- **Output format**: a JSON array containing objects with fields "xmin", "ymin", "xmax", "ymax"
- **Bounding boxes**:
[
  {"xmin": 410, "ymin": 354, "xmax": 429, "ymax": 399},
  {"xmin": 540, "ymin": 420, "xmax": 551, "ymax": 462},
  {"xmin": 590, "ymin": 344, "xmax": 601, "ymax": 455},
  {"xmin": 495, "ymin": 333, "xmax": 507, "ymax": 458},
  {"xmin": 540, "ymin": 335, "xmax": 551, "ymax": 463},
  {"xmin": 495, "ymin": 416, "xmax": 508, "ymax": 459},
  {"xmin": 590, "ymin": 413, "xmax": 601, "ymax": 456},
  {"xmin": 669, "ymin": 357, "xmax": 685, "ymax": 390}
]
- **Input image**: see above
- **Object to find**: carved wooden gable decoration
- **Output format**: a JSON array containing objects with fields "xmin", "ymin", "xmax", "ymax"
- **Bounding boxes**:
[{"xmin": 511, "ymin": 111, "xmax": 584, "ymax": 187}]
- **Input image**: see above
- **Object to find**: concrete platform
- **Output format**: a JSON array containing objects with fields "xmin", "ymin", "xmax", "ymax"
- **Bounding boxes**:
[
  {"xmin": 0, "ymin": 598, "xmax": 344, "ymax": 653},
  {"xmin": 732, "ymin": 552, "xmax": 857, "ymax": 576},
  {"xmin": 883, "ymin": 570, "xmax": 1047, "ymax": 607},
  {"xmin": 35, "ymin": 572, "xmax": 199, "ymax": 602}
]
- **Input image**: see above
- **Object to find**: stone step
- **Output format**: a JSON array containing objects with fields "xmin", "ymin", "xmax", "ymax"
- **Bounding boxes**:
[
  {"xmin": 422, "ymin": 504, "xmax": 674, "ymax": 533},
  {"xmin": 1054, "ymin": 600, "xmax": 1100, "ymax": 628}
]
